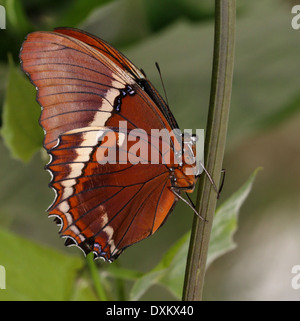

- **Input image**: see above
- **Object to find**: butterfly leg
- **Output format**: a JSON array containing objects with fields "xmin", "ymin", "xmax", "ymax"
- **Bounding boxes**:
[
  {"xmin": 170, "ymin": 187, "xmax": 206, "ymax": 222},
  {"xmin": 198, "ymin": 161, "xmax": 226, "ymax": 199},
  {"xmin": 217, "ymin": 168, "xmax": 226, "ymax": 199}
]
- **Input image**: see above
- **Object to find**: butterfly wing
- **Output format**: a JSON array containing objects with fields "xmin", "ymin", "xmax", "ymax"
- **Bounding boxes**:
[
  {"xmin": 47, "ymin": 128, "xmax": 175, "ymax": 261},
  {"xmin": 55, "ymin": 27, "xmax": 180, "ymax": 130},
  {"xmin": 54, "ymin": 27, "xmax": 145, "ymax": 81},
  {"xmin": 20, "ymin": 30, "xmax": 179, "ymax": 261}
]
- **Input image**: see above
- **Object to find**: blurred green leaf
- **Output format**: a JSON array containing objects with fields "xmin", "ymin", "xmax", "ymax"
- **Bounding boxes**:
[
  {"xmin": 106, "ymin": 264, "xmax": 143, "ymax": 281},
  {"xmin": 143, "ymin": 0, "xmax": 214, "ymax": 32},
  {"xmin": 70, "ymin": 278, "xmax": 99, "ymax": 301},
  {"xmin": 1, "ymin": 56, "xmax": 43, "ymax": 162},
  {"xmin": 5, "ymin": 0, "xmax": 33, "ymax": 35},
  {"xmin": 79, "ymin": 0, "xmax": 150, "ymax": 48},
  {"xmin": 154, "ymin": 232, "xmax": 191, "ymax": 299},
  {"xmin": 129, "ymin": 232, "xmax": 189, "ymax": 300},
  {"xmin": 70, "ymin": 277, "xmax": 98, "ymax": 301},
  {"xmin": 0, "ymin": 227, "xmax": 84, "ymax": 300},
  {"xmin": 80, "ymin": 0, "xmax": 215, "ymax": 49},
  {"xmin": 56, "ymin": 0, "xmax": 113, "ymax": 27},
  {"xmin": 129, "ymin": 269, "xmax": 166, "ymax": 301},
  {"xmin": 129, "ymin": 168, "xmax": 260, "ymax": 300},
  {"xmin": 206, "ymin": 167, "xmax": 262, "ymax": 267}
]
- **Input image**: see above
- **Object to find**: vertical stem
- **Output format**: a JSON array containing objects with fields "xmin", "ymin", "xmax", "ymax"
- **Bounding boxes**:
[
  {"xmin": 86, "ymin": 253, "xmax": 108, "ymax": 301},
  {"xmin": 114, "ymin": 261, "xmax": 126, "ymax": 301},
  {"xmin": 182, "ymin": 0, "xmax": 236, "ymax": 301}
]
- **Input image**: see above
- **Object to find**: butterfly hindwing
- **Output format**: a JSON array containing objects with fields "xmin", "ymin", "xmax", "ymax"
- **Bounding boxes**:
[{"xmin": 47, "ymin": 128, "xmax": 176, "ymax": 261}]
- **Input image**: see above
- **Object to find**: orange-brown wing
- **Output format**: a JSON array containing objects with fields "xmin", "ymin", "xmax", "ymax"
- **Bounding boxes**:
[
  {"xmin": 20, "ymin": 30, "xmax": 179, "ymax": 261},
  {"xmin": 54, "ymin": 27, "xmax": 179, "ymax": 130},
  {"xmin": 47, "ymin": 128, "xmax": 176, "ymax": 261},
  {"xmin": 20, "ymin": 31, "xmax": 173, "ymax": 150},
  {"xmin": 54, "ymin": 27, "xmax": 145, "ymax": 81}
]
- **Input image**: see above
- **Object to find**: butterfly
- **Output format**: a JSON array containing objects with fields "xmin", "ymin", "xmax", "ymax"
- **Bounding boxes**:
[{"xmin": 20, "ymin": 28, "xmax": 200, "ymax": 262}]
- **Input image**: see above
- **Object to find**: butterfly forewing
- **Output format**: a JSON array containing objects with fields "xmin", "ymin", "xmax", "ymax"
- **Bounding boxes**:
[
  {"xmin": 55, "ymin": 28, "xmax": 179, "ymax": 130},
  {"xmin": 54, "ymin": 27, "xmax": 145, "ymax": 81}
]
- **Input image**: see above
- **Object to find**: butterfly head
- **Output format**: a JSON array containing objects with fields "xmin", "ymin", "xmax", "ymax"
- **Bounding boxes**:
[{"xmin": 171, "ymin": 133, "xmax": 199, "ymax": 193}]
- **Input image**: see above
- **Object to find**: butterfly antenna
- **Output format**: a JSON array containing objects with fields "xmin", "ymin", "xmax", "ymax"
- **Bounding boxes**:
[{"xmin": 155, "ymin": 62, "xmax": 169, "ymax": 107}]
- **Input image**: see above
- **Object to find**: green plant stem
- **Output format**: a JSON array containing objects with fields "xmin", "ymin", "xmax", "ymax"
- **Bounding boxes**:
[
  {"xmin": 114, "ymin": 261, "xmax": 126, "ymax": 301},
  {"xmin": 86, "ymin": 253, "xmax": 108, "ymax": 301},
  {"xmin": 182, "ymin": 0, "xmax": 236, "ymax": 301}
]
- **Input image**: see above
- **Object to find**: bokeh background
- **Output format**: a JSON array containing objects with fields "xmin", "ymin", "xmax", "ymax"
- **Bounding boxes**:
[{"xmin": 0, "ymin": 0, "xmax": 300, "ymax": 300}]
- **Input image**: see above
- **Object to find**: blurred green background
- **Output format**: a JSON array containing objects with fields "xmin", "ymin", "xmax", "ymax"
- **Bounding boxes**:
[{"xmin": 0, "ymin": 0, "xmax": 300, "ymax": 300}]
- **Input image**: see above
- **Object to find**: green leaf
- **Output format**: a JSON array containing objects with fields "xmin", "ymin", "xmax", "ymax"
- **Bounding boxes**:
[
  {"xmin": 129, "ymin": 168, "xmax": 260, "ymax": 300},
  {"xmin": 69, "ymin": 277, "xmax": 98, "ymax": 301},
  {"xmin": 56, "ymin": 0, "xmax": 113, "ymax": 28},
  {"xmin": 105, "ymin": 264, "xmax": 143, "ymax": 281},
  {"xmin": 1, "ymin": 56, "xmax": 43, "ymax": 162},
  {"xmin": 155, "ymin": 232, "xmax": 191, "ymax": 299},
  {"xmin": 129, "ymin": 231, "xmax": 190, "ymax": 301},
  {"xmin": 143, "ymin": 0, "xmax": 214, "ymax": 32},
  {"xmin": 5, "ymin": 0, "xmax": 32, "ymax": 35},
  {"xmin": 129, "ymin": 269, "xmax": 166, "ymax": 301},
  {"xmin": 0, "ymin": 227, "xmax": 84, "ymax": 301},
  {"xmin": 206, "ymin": 167, "xmax": 262, "ymax": 267}
]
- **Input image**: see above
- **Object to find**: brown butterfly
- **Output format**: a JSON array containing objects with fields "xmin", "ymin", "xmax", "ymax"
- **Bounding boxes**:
[{"xmin": 20, "ymin": 28, "xmax": 200, "ymax": 262}]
